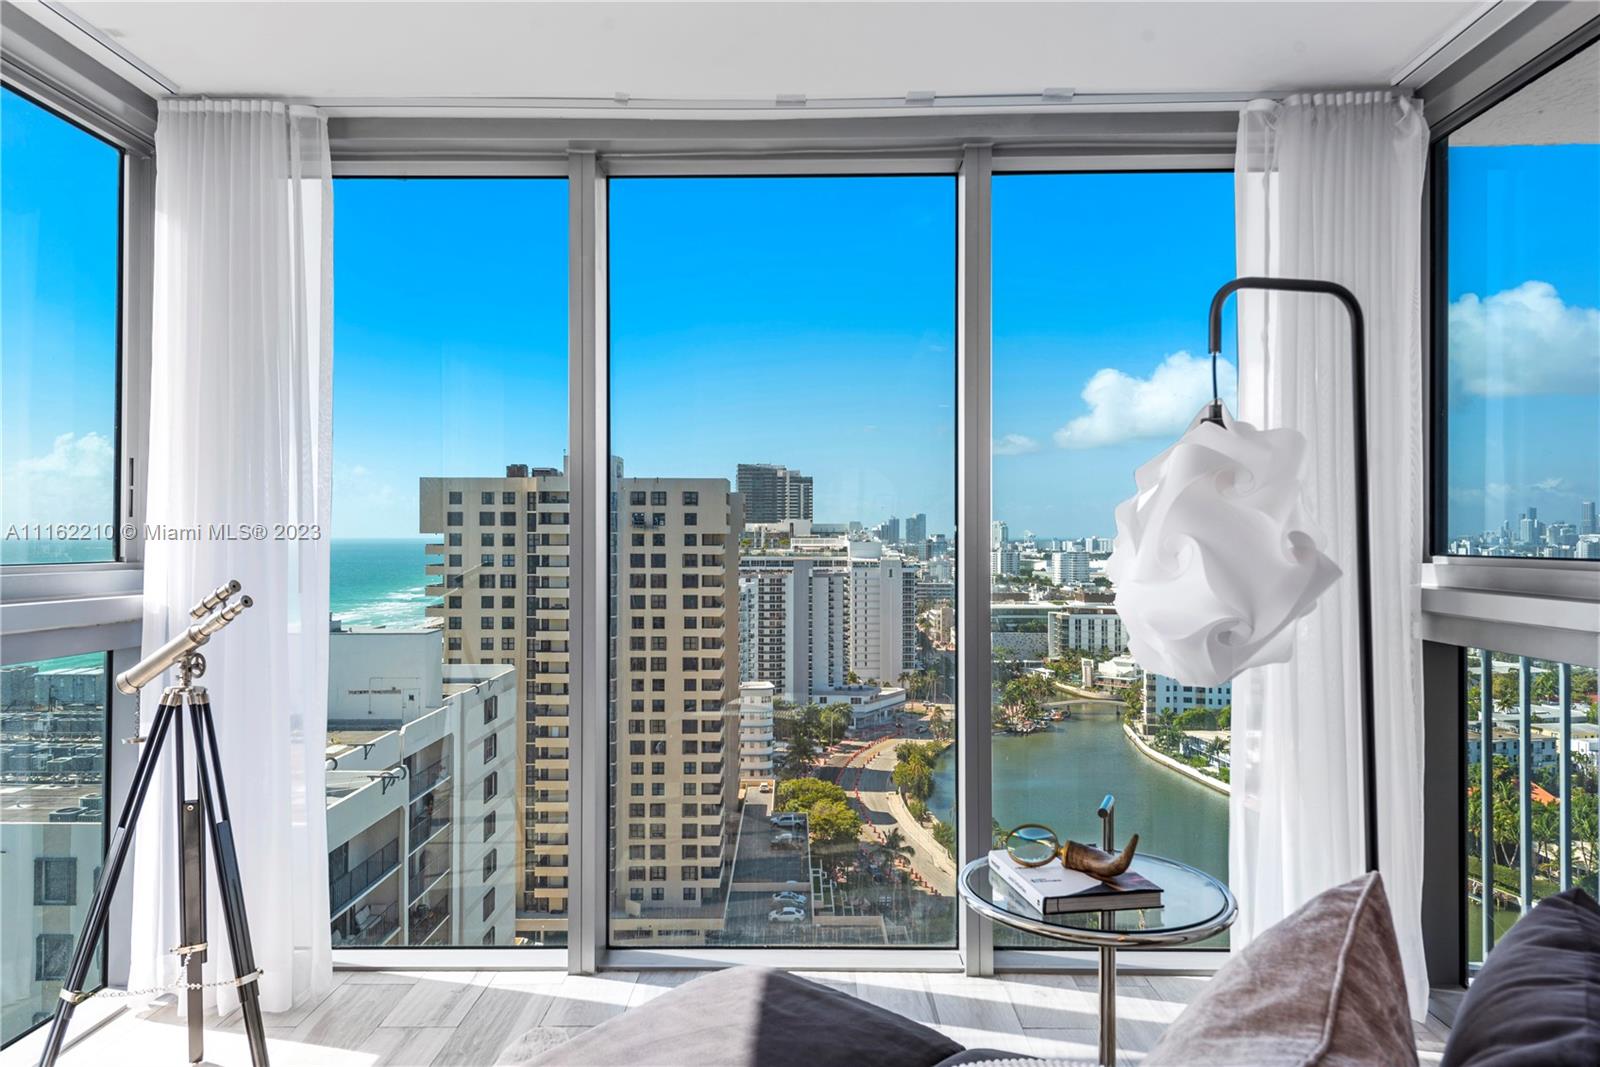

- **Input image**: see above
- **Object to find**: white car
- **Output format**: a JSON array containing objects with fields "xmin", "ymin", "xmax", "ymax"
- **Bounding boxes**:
[
  {"xmin": 769, "ymin": 812, "xmax": 804, "ymax": 827},
  {"xmin": 768, "ymin": 906, "xmax": 807, "ymax": 923},
  {"xmin": 771, "ymin": 832, "xmax": 800, "ymax": 849},
  {"xmin": 772, "ymin": 891, "xmax": 808, "ymax": 905}
]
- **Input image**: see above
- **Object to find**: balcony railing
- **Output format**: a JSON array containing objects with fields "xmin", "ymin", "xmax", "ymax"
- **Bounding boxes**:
[
  {"xmin": 331, "ymin": 900, "xmax": 400, "ymax": 947},
  {"xmin": 409, "ymin": 898, "xmax": 451, "ymax": 943},
  {"xmin": 408, "ymin": 813, "xmax": 449, "ymax": 851},
  {"xmin": 408, "ymin": 759, "xmax": 450, "ymax": 800},
  {"xmin": 408, "ymin": 858, "xmax": 450, "ymax": 905},
  {"xmin": 329, "ymin": 838, "xmax": 400, "ymax": 915},
  {"xmin": 1467, "ymin": 652, "xmax": 1598, "ymax": 967}
]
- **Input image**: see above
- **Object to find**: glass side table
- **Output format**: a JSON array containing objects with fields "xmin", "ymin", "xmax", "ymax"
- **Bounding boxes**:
[{"xmin": 958, "ymin": 853, "xmax": 1236, "ymax": 1066}]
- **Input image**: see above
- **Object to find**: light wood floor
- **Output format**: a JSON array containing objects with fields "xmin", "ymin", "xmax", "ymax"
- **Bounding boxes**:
[{"xmin": 14, "ymin": 969, "xmax": 1453, "ymax": 1067}]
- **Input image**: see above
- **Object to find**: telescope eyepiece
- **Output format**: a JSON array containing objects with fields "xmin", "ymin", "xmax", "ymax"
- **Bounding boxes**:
[{"xmin": 190, "ymin": 578, "xmax": 244, "ymax": 619}]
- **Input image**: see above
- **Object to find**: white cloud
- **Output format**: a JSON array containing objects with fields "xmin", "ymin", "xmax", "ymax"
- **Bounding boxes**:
[
  {"xmin": 1053, "ymin": 351, "xmax": 1237, "ymax": 450},
  {"xmin": 1449, "ymin": 281, "xmax": 1600, "ymax": 397},
  {"xmin": 993, "ymin": 433, "xmax": 1041, "ymax": 456},
  {"xmin": 1, "ymin": 432, "xmax": 115, "ymax": 525}
]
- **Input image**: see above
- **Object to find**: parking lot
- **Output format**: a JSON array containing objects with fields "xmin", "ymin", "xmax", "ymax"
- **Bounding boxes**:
[{"xmin": 720, "ymin": 795, "xmax": 822, "ymax": 945}]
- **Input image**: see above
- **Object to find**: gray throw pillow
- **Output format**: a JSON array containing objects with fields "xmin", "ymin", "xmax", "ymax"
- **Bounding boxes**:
[
  {"xmin": 1440, "ymin": 888, "xmax": 1600, "ymax": 1067},
  {"xmin": 507, "ymin": 966, "xmax": 965, "ymax": 1067},
  {"xmin": 1145, "ymin": 871, "xmax": 1417, "ymax": 1067}
]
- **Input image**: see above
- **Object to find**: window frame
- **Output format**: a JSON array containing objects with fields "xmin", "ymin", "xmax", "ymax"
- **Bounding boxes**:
[
  {"xmin": 1, "ymin": 14, "xmax": 153, "ymax": 1049},
  {"xmin": 328, "ymin": 130, "xmax": 1243, "ymax": 977},
  {"xmin": 1417, "ymin": 15, "xmax": 1600, "ymax": 1016}
]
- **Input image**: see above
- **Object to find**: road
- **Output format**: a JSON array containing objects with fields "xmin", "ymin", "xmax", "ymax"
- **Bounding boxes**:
[{"xmin": 827, "ymin": 722, "xmax": 956, "ymax": 898}]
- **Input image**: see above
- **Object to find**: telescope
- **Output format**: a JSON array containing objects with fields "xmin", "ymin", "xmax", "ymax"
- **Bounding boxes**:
[
  {"xmin": 115, "ymin": 580, "xmax": 253, "ymax": 695},
  {"xmin": 43, "ymin": 577, "xmax": 271, "ymax": 1067}
]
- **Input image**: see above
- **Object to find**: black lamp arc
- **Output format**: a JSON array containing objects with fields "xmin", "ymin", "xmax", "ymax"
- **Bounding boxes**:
[{"xmin": 1206, "ymin": 277, "xmax": 1379, "ymax": 875}]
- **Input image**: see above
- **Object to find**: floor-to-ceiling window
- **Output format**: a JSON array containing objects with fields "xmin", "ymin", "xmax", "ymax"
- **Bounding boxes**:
[
  {"xmin": 328, "ymin": 178, "xmax": 568, "ymax": 948},
  {"xmin": 607, "ymin": 175, "xmax": 958, "ymax": 948},
  {"xmin": 1, "ymin": 86, "xmax": 123, "ymax": 1045},
  {"xmin": 1433, "ymin": 40, "xmax": 1599, "ymax": 974},
  {"xmin": 986, "ymin": 171, "xmax": 1236, "ymax": 947},
  {"xmin": 1440, "ymin": 41, "xmax": 1599, "ymax": 561}
]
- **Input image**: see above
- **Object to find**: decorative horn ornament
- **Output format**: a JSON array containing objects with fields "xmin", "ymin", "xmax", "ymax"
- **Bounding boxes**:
[{"xmin": 1063, "ymin": 833, "xmax": 1140, "ymax": 879}]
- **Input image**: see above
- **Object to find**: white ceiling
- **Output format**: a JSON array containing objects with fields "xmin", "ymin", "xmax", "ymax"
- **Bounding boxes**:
[{"xmin": 42, "ymin": 1, "xmax": 1497, "ymax": 105}]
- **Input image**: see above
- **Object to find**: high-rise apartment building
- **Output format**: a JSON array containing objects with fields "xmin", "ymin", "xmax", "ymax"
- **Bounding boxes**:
[
  {"xmin": 325, "ymin": 626, "xmax": 519, "ymax": 948},
  {"xmin": 991, "ymin": 520, "xmax": 1009, "ymax": 546},
  {"xmin": 0, "ymin": 662, "xmax": 104, "ymax": 1038},
  {"xmin": 991, "ymin": 543, "xmax": 1021, "ymax": 577},
  {"xmin": 904, "ymin": 513, "xmax": 927, "ymax": 544},
  {"xmin": 419, "ymin": 465, "xmax": 573, "ymax": 944},
  {"xmin": 739, "ymin": 538, "xmax": 910, "ymax": 706},
  {"xmin": 1048, "ymin": 549, "xmax": 1092, "ymax": 585},
  {"xmin": 612, "ymin": 478, "xmax": 743, "ymax": 943},
  {"xmin": 736, "ymin": 463, "xmax": 813, "ymax": 523},
  {"xmin": 1581, "ymin": 500, "xmax": 1597, "ymax": 536}
]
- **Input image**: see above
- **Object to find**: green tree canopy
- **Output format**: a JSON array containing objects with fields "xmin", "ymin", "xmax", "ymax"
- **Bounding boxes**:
[
  {"xmin": 807, "ymin": 798, "xmax": 863, "ymax": 847},
  {"xmin": 777, "ymin": 777, "xmax": 848, "ymax": 813}
]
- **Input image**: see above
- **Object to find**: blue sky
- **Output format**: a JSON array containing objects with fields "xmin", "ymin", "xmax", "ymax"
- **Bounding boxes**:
[
  {"xmin": 10, "ymin": 98, "xmax": 1589, "ymax": 547},
  {"xmin": 0, "ymin": 87, "xmax": 120, "ymax": 549},
  {"xmin": 1445, "ymin": 143, "xmax": 1600, "ymax": 537},
  {"xmin": 332, "ymin": 178, "xmax": 568, "ymax": 537},
  {"xmin": 332, "ymin": 172, "xmax": 1237, "ymax": 539}
]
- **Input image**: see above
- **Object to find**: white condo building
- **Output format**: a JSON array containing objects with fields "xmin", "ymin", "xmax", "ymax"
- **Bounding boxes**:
[
  {"xmin": 325, "ymin": 626, "xmax": 519, "ymax": 948},
  {"xmin": 1047, "ymin": 605, "xmax": 1129, "ymax": 657},
  {"xmin": 740, "ymin": 538, "xmax": 911, "ymax": 697},
  {"xmin": 1047, "ymin": 550, "xmax": 1092, "ymax": 585},
  {"xmin": 1143, "ymin": 671, "xmax": 1232, "ymax": 717},
  {"xmin": 737, "ymin": 680, "xmax": 776, "ymax": 777}
]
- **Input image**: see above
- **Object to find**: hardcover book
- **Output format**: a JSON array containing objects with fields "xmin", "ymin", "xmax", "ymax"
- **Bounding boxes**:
[{"xmin": 987, "ymin": 849, "xmax": 1164, "ymax": 914}]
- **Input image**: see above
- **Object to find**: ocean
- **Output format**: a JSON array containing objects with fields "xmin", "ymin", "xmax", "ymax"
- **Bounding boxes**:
[{"xmin": 330, "ymin": 538, "xmax": 437, "ymax": 628}]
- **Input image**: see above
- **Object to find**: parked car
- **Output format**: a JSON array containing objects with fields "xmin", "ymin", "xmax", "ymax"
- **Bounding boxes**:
[
  {"xmin": 758, "ymin": 782, "xmax": 772, "ymax": 793},
  {"xmin": 769, "ymin": 812, "xmax": 804, "ymax": 827},
  {"xmin": 771, "ymin": 832, "xmax": 800, "ymax": 849},
  {"xmin": 772, "ymin": 891, "xmax": 808, "ymax": 905},
  {"xmin": 768, "ymin": 906, "xmax": 807, "ymax": 923}
]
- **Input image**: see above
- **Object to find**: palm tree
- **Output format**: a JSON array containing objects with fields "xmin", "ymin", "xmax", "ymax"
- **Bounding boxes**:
[
  {"xmin": 778, "ymin": 733, "xmax": 818, "ymax": 780},
  {"xmin": 819, "ymin": 704, "xmax": 851, "ymax": 744},
  {"xmin": 877, "ymin": 827, "xmax": 916, "ymax": 866}
]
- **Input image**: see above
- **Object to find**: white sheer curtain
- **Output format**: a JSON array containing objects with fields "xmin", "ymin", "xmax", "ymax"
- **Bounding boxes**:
[
  {"xmin": 1229, "ymin": 93, "xmax": 1431, "ymax": 1019},
  {"xmin": 129, "ymin": 99, "xmax": 333, "ymax": 1015}
]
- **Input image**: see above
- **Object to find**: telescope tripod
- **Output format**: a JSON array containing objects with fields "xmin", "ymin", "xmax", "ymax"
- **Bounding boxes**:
[{"xmin": 38, "ymin": 652, "xmax": 270, "ymax": 1067}]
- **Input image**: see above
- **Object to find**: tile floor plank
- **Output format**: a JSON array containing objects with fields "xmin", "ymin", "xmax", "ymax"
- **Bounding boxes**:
[
  {"xmin": 848, "ymin": 969, "xmax": 936, "ymax": 1024},
  {"xmin": 926, "ymin": 972, "xmax": 1028, "ymax": 1052},
  {"xmin": 538, "ymin": 973, "xmax": 639, "ymax": 1027},
  {"xmin": 289, "ymin": 978, "xmax": 413, "ymax": 1050},
  {"xmin": 360, "ymin": 1026, "xmax": 455, "ymax": 1067},
  {"xmin": 379, "ymin": 972, "xmax": 492, "ymax": 1029},
  {"xmin": 430, "ymin": 984, "xmax": 559, "ymax": 1066}
]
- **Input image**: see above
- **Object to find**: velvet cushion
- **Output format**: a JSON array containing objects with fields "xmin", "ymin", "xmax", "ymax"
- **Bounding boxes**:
[
  {"xmin": 505, "ymin": 966, "xmax": 964, "ymax": 1067},
  {"xmin": 1440, "ymin": 888, "xmax": 1600, "ymax": 1067},
  {"xmin": 1144, "ymin": 871, "xmax": 1416, "ymax": 1066}
]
